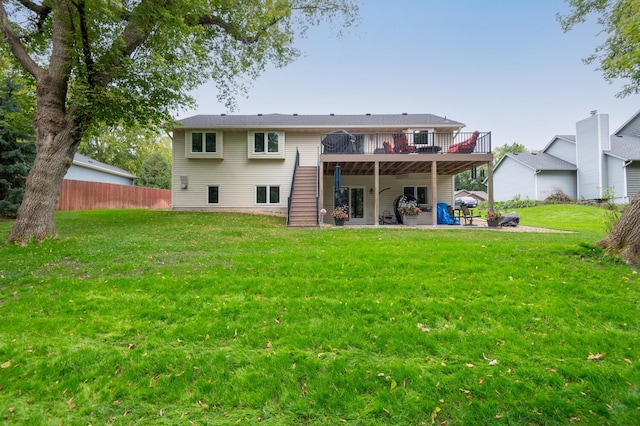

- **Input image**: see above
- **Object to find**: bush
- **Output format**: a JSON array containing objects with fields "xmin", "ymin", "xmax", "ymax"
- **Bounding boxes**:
[
  {"xmin": 503, "ymin": 194, "xmax": 538, "ymax": 209},
  {"xmin": 545, "ymin": 187, "xmax": 574, "ymax": 204}
]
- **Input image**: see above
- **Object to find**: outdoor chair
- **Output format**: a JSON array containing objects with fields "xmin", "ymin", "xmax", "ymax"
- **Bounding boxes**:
[
  {"xmin": 459, "ymin": 204, "xmax": 477, "ymax": 226},
  {"xmin": 447, "ymin": 130, "xmax": 479, "ymax": 153},
  {"xmin": 392, "ymin": 132, "xmax": 416, "ymax": 153}
]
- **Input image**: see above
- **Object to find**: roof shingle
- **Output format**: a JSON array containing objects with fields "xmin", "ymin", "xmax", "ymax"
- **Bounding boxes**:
[
  {"xmin": 177, "ymin": 113, "xmax": 465, "ymax": 129},
  {"xmin": 505, "ymin": 152, "xmax": 576, "ymax": 170}
]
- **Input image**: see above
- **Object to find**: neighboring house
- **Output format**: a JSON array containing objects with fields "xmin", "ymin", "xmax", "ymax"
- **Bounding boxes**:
[
  {"xmin": 65, "ymin": 153, "xmax": 136, "ymax": 185},
  {"xmin": 172, "ymin": 113, "xmax": 493, "ymax": 226},
  {"xmin": 493, "ymin": 110, "xmax": 640, "ymax": 203},
  {"xmin": 454, "ymin": 190, "xmax": 488, "ymax": 203}
]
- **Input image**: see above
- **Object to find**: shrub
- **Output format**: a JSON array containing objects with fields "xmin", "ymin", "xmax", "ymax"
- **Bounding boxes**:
[{"xmin": 545, "ymin": 187, "xmax": 574, "ymax": 204}]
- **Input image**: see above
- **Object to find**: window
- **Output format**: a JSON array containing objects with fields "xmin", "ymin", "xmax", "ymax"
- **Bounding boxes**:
[
  {"xmin": 248, "ymin": 131, "xmax": 285, "ymax": 158},
  {"xmin": 256, "ymin": 186, "xmax": 280, "ymax": 204},
  {"xmin": 413, "ymin": 130, "xmax": 432, "ymax": 145},
  {"xmin": 207, "ymin": 186, "xmax": 219, "ymax": 204},
  {"xmin": 403, "ymin": 186, "xmax": 428, "ymax": 205},
  {"xmin": 186, "ymin": 131, "xmax": 223, "ymax": 158}
]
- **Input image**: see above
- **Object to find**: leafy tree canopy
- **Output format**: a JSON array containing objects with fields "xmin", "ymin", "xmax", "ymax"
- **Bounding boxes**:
[
  {"xmin": 455, "ymin": 167, "xmax": 487, "ymax": 192},
  {"xmin": 493, "ymin": 142, "xmax": 528, "ymax": 166},
  {"xmin": 78, "ymin": 122, "xmax": 171, "ymax": 176},
  {"xmin": 0, "ymin": 0, "xmax": 359, "ymax": 243},
  {"xmin": 558, "ymin": 0, "xmax": 640, "ymax": 97}
]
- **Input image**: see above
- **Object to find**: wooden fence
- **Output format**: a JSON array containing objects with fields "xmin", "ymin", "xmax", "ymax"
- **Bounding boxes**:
[{"xmin": 56, "ymin": 179, "xmax": 171, "ymax": 211}]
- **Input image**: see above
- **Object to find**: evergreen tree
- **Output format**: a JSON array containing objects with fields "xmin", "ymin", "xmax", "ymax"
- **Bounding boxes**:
[
  {"xmin": 136, "ymin": 152, "xmax": 170, "ymax": 189},
  {"xmin": 0, "ymin": 76, "xmax": 35, "ymax": 218}
]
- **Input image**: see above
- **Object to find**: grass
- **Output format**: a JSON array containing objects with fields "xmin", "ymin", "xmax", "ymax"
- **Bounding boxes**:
[{"xmin": 0, "ymin": 205, "xmax": 638, "ymax": 425}]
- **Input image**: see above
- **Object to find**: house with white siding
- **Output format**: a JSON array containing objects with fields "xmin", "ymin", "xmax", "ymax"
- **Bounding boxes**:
[
  {"xmin": 65, "ymin": 153, "xmax": 136, "ymax": 185},
  {"xmin": 171, "ymin": 113, "xmax": 494, "ymax": 226},
  {"xmin": 493, "ymin": 110, "xmax": 640, "ymax": 203}
]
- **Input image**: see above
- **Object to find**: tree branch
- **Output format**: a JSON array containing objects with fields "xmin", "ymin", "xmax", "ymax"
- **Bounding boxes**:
[
  {"xmin": 0, "ymin": 0, "xmax": 43, "ymax": 79},
  {"xmin": 17, "ymin": 0, "xmax": 51, "ymax": 15},
  {"xmin": 18, "ymin": 0, "xmax": 52, "ymax": 34},
  {"xmin": 91, "ymin": 0, "xmax": 160, "ymax": 88},
  {"xmin": 75, "ymin": 0, "xmax": 95, "ymax": 86},
  {"xmin": 197, "ymin": 14, "xmax": 285, "ymax": 44}
]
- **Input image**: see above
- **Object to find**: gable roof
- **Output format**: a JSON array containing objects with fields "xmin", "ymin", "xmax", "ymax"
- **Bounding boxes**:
[
  {"xmin": 73, "ymin": 153, "xmax": 137, "ymax": 179},
  {"xmin": 541, "ymin": 135, "xmax": 575, "ymax": 153},
  {"xmin": 455, "ymin": 190, "xmax": 488, "ymax": 200},
  {"xmin": 606, "ymin": 135, "xmax": 640, "ymax": 160},
  {"xmin": 613, "ymin": 109, "xmax": 640, "ymax": 137},
  {"xmin": 500, "ymin": 152, "xmax": 576, "ymax": 172},
  {"xmin": 176, "ymin": 113, "xmax": 465, "ymax": 130}
]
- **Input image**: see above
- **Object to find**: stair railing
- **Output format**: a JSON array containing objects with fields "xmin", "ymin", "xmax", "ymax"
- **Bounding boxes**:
[{"xmin": 287, "ymin": 147, "xmax": 300, "ymax": 226}]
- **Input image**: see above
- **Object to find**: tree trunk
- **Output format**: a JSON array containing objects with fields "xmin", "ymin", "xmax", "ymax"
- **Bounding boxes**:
[
  {"xmin": 596, "ymin": 191, "xmax": 640, "ymax": 265},
  {"xmin": 7, "ymin": 92, "xmax": 79, "ymax": 244}
]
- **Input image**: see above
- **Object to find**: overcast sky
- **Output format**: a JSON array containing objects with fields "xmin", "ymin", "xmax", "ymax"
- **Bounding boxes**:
[{"xmin": 178, "ymin": 0, "xmax": 639, "ymax": 151}]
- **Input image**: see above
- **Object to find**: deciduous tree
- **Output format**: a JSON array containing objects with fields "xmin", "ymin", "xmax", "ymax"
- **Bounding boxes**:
[
  {"xmin": 558, "ymin": 0, "xmax": 640, "ymax": 98},
  {"xmin": 79, "ymin": 122, "xmax": 171, "ymax": 178},
  {"xmin": 0, "ymin": 0, "xmax": 358, "ymax": 244},
  {"xmin": 560, "ymin": 0, "xmax": 640, "ymax": 264},
  {"xmin": 493, "ymin": 142, "xmax": 527, "ymax": 166}
]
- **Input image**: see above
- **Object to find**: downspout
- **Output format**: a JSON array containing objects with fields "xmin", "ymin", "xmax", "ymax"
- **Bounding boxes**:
[
  {"xmin": 534, "ymin": 169, "xmax": 541, "ymax": 201},
  {"xmin": 623, "ymin": 159, "xmax": 633, "ymax": 203}
]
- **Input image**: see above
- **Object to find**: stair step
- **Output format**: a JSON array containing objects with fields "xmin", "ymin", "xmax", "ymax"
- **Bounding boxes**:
[{"xmin": 288, "ymin": 166, "xmax": 319, "ymax": 227}]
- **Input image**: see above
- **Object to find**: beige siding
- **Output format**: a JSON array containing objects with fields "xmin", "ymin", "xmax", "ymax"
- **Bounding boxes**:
[
  {"xmin": 292, "ymin": 133, "xmax": 321, "ymax": 166},
  {"xmin": 173, "ymin": 130, "xmax": 319, "ymax": 213},
  {"xmin": 322, "ymin": 172, "xmax": 455, "ymax": 225}
]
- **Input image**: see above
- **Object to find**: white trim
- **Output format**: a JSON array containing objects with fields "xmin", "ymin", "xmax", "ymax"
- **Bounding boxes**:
[
  {"xmin": 206, "ymin": 185, "xmax": 219, "ymax": 205},
  {"xmin": 248, "ymin": 130, "xmax": 285, "ymax": 159},
  {"xmin": 186, "ymin": 130, "xmax": 223, "ymax": 159},
  {"xmin": 255, "ymin": 185, "xmax": 281, "ymax": 205}
]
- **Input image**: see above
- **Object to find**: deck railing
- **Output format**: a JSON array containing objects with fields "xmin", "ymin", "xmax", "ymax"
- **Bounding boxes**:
[{"xmin": 320, "ymin": 131, "xmax": 491, "ymax": 155}]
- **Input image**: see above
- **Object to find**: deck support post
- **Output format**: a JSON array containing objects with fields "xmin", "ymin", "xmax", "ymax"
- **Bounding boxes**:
[
  {"xmin": 374, "ymin": 161, "xmax": 380, "ymax": 226},
  {"xmin": 319, "ymin": 159, "xmax": 324, "ymax": 223},
  {"xmin": 431, "ymin": 160, "xmax": 438, "ymax": 226}
]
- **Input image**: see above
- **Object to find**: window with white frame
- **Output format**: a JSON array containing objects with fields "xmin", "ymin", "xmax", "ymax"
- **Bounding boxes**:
[
  {"xmin": 248, "ymin": 131, "xmax": 285, "ymax": 158},
  {"xmin": 207, "ymin": 186, "xmax": 219, "ymax": 204},
  {"xmin": 403, "ymin": 186, "xmax": 428, "ymax": 205},
  {"xmin": 186, "ymin": 131, "xmax": 223, "ymax": 158},
  {"xmin": 256, "ymin": 185, "xmax": 280, "ymax": 204}
]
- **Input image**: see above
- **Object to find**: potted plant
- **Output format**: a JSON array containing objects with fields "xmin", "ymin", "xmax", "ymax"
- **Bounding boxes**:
[
  {"xmin": 398, "ymin": 196, "xmax": 421, "ymax": 226},
  {"xmin": 331, "ymin": 205, "xmax": 348, "ymax": 226},
  {"xmin": 485, "ymin": 208, "xmax": 501, "ymax": 227}
]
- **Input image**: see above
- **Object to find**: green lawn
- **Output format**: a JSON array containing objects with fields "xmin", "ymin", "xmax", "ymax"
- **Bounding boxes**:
[{"xmin": 0, "ymin": 206, "xmax": 638, "ymax": 425}]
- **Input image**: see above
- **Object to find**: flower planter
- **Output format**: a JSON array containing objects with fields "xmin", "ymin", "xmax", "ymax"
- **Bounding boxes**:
[
  {"xmin": 334, "ymin": 218, "xmax": 345, "ymax": 226},
  {"xmin": 404, "ymin": 215, "xmax": 418, "ymax": 227},
  {"xmin": 487, "ymin": 219, "xmax": 499, "ymax": 227}
]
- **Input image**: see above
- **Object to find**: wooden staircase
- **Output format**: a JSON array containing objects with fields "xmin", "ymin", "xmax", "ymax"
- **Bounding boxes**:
[{"xmin": 288, "ymin": 166, "xmax": 318, "ymax": 228}]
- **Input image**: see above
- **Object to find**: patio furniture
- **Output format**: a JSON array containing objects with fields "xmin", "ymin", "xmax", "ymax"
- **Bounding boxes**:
[
  {"xmin": 499, "ymin": 212, "xmax": 520, "ymax": 226},
  {"xmin": 459, "ymin": 204, "xmax": 478, "ymax": 225},
  {"xmin": 321, "ymin": 130, "xmax": 356, "ymax": 153},
  {"xmin": 394, "ymin": 194, "xmax": 417, "ymax": 224},
  {"xmin": 447, "ymin": 130, "xmax": 479, "ymax": 153},
  {"xmin": 383, "ymin": 141, "xmax": 394, "ymax": 153},
  {"xmin": 379, "ymin": 210, "xmax": 395, "ymax": 225},
  {"xmin": 417, "ymin": 145, "xmax": 442, "ymax": 153},
  {"xmin": 437, "ymin": 203, "xmax": 459, "ymax": 225},
  {"xmin": 392, "ymin": 132, "xmax": 416, "ymax": 153}
]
